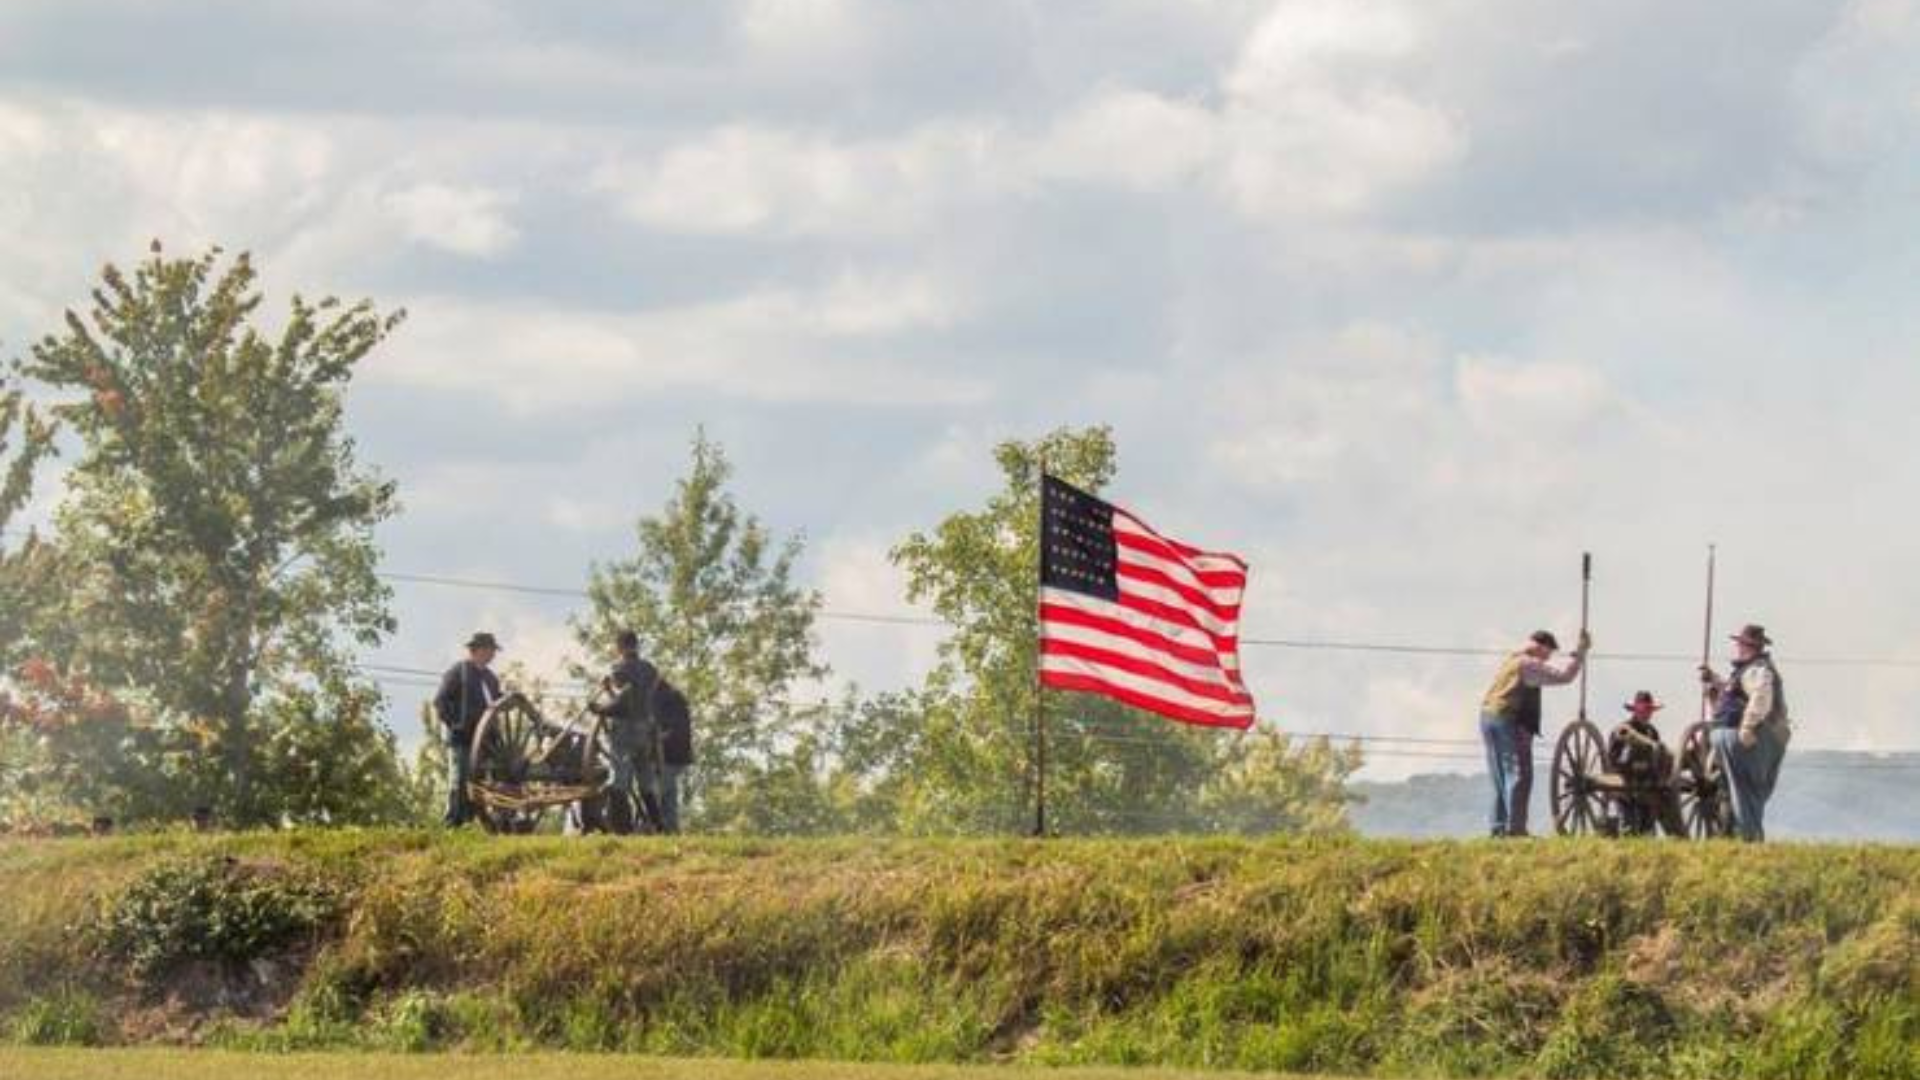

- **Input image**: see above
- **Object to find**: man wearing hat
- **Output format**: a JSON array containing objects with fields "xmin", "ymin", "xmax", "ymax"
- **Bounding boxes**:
[
  {"xmin": 588, "ymin": 630, "xmax": 664, "ymax": 835},
  {"xmin": 1701, "ymin": 624, "xmax": 1791, "ymax": 841},
  {"xmin": 1607, "ymin": 691, "xmax": 1685, "ymax": 836},
  {"xmin": 1478, "ymin": 628, "xmax": 1591, "ymax": 837},
  {"xmin": 434, "ymin": 632, "xmax": 503, "ymax": 828}
]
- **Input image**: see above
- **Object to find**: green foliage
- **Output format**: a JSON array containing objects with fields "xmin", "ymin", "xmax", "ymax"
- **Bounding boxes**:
[
  {"xmin": 574, "ymin": 432, "xmax": 826, "ymax": 829},
  {"xmin": 95, "ymin": 855, "xmax": 341, "ymax": 984},
  {"xmin": 5, "ymin": 989, "xmax": 104, "ymax": 1047},
  {"xmin": 18, "ymin": 243, "xmax": 403, "ymax": 824},
  {"xmin": 891, "ymin": 425, "xmax": 1360, "ymax": 835},
  {"xmin": 0, "ymin": 375, "xmax": 60, "ymax": 680}
]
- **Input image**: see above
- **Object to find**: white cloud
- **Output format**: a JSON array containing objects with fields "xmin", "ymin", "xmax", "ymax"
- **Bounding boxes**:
[
  {"xmin": 1455, "ymin": 356, "xmax": 1613, "ymax": 435},
  {"xmin": 369, "ymin": 282, "xmax": 986, "ymax": 412},
  {"xmin": 1034, "ymin": 88, "xmax": 1219, "ymax": 191},
  {"xmin": 592, "ymin": 121, "xmax": 1008, "ymax": 237},
  {"xmin": 383, "ymin": 182, "xmax": 519, "ymax": 257}
]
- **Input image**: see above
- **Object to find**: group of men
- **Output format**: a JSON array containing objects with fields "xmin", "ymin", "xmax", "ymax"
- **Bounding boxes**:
[
  {"xmin": 1478, "ymin": 622, "xmax": 1791, "ymax": 841},
  {"xmin": 433, "ymin": 629, "xmax": 694, "ymax": 834}
]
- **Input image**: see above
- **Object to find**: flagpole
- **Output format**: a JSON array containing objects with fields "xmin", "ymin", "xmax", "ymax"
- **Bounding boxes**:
[
  {"xmin": 1577, "ymin": 552, "xmax": 1592, "ymax": 722},
  {"xmin": 1032, "ymin": 453, "xmax": 1049, "ymax": 838},
  {"xmin": 1699, "ymin": 544, "xmax": 1717, "ymax": 723}
]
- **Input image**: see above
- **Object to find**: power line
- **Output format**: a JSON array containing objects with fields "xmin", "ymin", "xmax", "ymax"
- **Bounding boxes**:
[{"xmin": 377, "ymin": 568, "xmax": 1920, "ymax": 669}]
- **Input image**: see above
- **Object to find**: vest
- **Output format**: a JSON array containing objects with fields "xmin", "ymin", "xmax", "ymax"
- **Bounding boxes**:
[
  {"xmin": 1482, "ymin": 652, "xmax": 1544, "ymax": 736},
  {"xmin": 1713, "ymin": 656, "xmax": 1785, "ymax": 729}
]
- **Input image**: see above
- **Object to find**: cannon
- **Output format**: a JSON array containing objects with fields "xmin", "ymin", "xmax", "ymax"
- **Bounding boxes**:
[
  {"xmin": 466, "ymin": 691, "xmax": 614, "ymax": 833},
  {"xmin": 1549, "ymin": 718, "xmax": 1731, "ymax": 838}
]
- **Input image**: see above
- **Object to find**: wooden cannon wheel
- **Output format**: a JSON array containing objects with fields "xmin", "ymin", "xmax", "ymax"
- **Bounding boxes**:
[
  {"xmin": 1675, "ymin": 720, "xmax": 1730, "ymax": 839},
  {"xmin": 468, "ymin": 692, "xmax": 604, "ymax": 834},
  {"xmin": 1550, "ymin": 719, "xmax": 1609, "ymax": 836}
]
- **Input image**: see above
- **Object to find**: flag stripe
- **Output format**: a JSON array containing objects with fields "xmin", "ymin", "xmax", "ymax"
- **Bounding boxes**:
[
  {"xmin": 1115, "ymin": 588, "xmax": 1240, "ymax": 650},
  {"xmin": 1116, "ymin": 543, "xmax": 1247, "ymax": 598},
  {"xmin": 1039, "ymin": 597, "xmax": 1224, "ymax": 669},
  {"xmin": 1040, "ymin": 633, "xmax": 1252, "ymax": 704},
  {"xmin": 1116, "ymin": 561, "xmax": 1244, "ymax": 621},
  {"xmin": 1113, "ymin": 513, "xmax": 1246, "ymax": 571},
  {"xmin": 1041, "ymin": 657, "xmax": 1255, "ymax": 718},
  {"xmin": 1041, "ymin": 667, "xmax": 1255, "ymax": 728}
]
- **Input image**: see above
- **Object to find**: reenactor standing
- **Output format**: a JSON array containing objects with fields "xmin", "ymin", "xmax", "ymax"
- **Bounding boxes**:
[
  {"xmin": 434, "ymin": 631, "xmax": 503, "ymax": 828},
  {"xmin": 1702, "ymin": 624, "xmax": 1791, "ymax": 841},
  {"xmin": 1478, "ymin": 628, "xmax": 1590, "ymax": 837},
  {"xmin": 654, "ymin": 680, "xmax": 693, "ymax": 834},
  {"xmin": 590, "ymin": 630, "xmax": 665, "ymax": 834}
]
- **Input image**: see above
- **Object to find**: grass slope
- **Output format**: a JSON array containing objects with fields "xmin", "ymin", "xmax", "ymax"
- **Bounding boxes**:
[
  {"xmin": 1, "ymin": 1049, "xmax": 1310, "ymax": 1080},
  {"xmin": 1, "ymin": 832, "xmax": 1914, "ymax": 1079}
]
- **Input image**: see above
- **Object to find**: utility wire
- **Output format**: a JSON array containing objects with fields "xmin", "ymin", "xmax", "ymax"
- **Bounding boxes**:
[{"xmin": 377, "ymin": 568, "xmax": 1920, "ymax": 669}]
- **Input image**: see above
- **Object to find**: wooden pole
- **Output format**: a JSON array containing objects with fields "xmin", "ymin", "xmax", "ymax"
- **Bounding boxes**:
[
  {"xmin": 1699, "ymin": 544, "xmax": 1717, "ymax": 722},
  {"xmin": 1033, "ymin": 455, "xmax": 1048, "ymax": 838},
  {"xmin": 1577, "ymin": 552, "xmax": 1592, "ymax": 722}
]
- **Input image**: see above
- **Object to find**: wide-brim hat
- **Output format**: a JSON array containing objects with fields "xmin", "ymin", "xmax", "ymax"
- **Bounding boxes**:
[
  {"xmin": 1730, "ymin": 624, "xmax": 1771, "ymax": 649},
  {"xmin": 1529, "ymin": 629, "xmax": 1560, "ymax": 651},
  {"xmin": 465, "ymin": 631, "xmax": 503, "ymax": 651},
  {"xmin": 1624, "ymin": 691, "xmax": 1664, "ymax": 712}
]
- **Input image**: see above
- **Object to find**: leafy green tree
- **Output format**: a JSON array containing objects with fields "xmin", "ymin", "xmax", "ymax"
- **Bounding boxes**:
[
  {"xmin": 893, "ymin": 426, "xmax": 1360, "ymax": 835},
  {"xmin": 0, "ymin": 374, "xmax": 57, "ymax": 669},
  {"xmin": 19, "ymin": 244, "xmax": 403, "ymax": 822},
  {"xmin": 574, "ymin": 433, "xmax": 826, "ymax": 826}
]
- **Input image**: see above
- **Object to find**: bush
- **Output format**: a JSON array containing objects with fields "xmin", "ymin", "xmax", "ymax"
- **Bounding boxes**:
[
  {"xmin": 6, "ymin": 988, "xmax": 105, "ymax": 1046},
  {"xmin": 95, "ymin": 855, "xmax": 341, "ymax": 984}
]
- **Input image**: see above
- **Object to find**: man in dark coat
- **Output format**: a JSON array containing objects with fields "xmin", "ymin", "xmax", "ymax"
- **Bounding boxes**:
[
  {"xmin": 589, "ymin": 630, "xmax": 663, "ymax": 834},
  {"xmin": 1607, "ymin": 691, "xmax": 1686, "ymax": 837},
  {"xmin": 434, "ymin": 631, "xmax": 503, "ymax": 827},
  {"xmin": 654, "ymin": 680, "xmax": 693, "ymax": 834}
]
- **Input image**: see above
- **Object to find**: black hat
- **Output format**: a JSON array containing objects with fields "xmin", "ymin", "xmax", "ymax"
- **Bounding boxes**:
[
  {"xmin": 1529, "ymin": 629, "xmax": 1560, "ymax": 651},
  {"xmin": 465, "ymin": 631, "xmax": 502, "ymax": 651},
  {"xmin": 616, "ymin": 629, "xmax": 640, "ymax": 652},
  {"xmin": 1730, "ymin": 624, "xmax": 1772, "ymax": 649},
  {"xmin": 1624, "ymin": 691, "xmax": 1664, "ymax": 712}
]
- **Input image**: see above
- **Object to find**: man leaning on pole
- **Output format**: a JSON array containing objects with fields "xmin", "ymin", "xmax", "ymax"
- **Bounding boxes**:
[
  {"xmin": 1478, "ymin": 628, "xmax": 1590, "ymax": 837},
  {"xmin": 1702, "ymin": 624, "xmax": 1791, "ymax": 842}
]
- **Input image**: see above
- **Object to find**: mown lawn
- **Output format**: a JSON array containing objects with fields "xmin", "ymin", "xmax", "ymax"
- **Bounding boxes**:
[{"xmin": 0, "ymin": 1049, "xmax": 1311, "ymax": 1080}]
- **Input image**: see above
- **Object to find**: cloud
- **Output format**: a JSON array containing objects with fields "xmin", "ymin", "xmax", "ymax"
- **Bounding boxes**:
[
  {"xmin": 367, "ymin": 279, "xmax": 986, "ymax": 413},
  {"xmin": 592, "ymin": 121, "xmax": 1009, "ymax": 238},
  {"xmin": 383, "ymin": 182, "xmax": 519, "ymax": 257}
]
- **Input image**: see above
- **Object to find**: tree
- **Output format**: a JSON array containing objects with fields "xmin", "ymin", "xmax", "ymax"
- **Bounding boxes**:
[
  {"xmin": 574, "ymin": 433, "xmax": 826, "ymax": 825},
  {"xmin": 19, "ymin": 244, "xmax": 403, "ymax": 822},
  {"xmin": 0, "ymin": 374, "xmax": 57, "ymax": 669},
  {"xmin": 892, "ymin": 426, "xmax": 1360, "ymax": 835}
]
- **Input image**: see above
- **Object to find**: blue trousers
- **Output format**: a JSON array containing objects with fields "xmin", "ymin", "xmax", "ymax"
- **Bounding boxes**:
[
  {"xmin": 1712, "ymin": 724, "xmax": 1789, "ymax": 842},
  {"xmin": 1480, "ymin": 713, "xmax": 1535, "ymax": 836}
]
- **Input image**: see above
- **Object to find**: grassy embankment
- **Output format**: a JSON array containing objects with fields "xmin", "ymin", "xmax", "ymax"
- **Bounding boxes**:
[
  {"xmin": 6, "ymin": 1048, "xmax": 1316, "ymax": 1080},
  {"xmin": 0, "ymin": 832, "xmax": 1913, "ymax": 1079}
]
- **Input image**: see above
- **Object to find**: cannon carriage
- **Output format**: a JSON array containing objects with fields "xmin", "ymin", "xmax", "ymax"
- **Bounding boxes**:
[
  {"xmin": 1548, "ymin": 718, "xmax": 1731, "ymax": 838},
  {"xmin": 465, "ymin": 691, "xmax": 615, "ymax": 833}
]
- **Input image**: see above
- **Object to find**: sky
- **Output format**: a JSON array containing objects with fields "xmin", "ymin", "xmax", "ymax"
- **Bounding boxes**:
[{"xmin": 2, "ymin": 0, "xmax": 1916, "ymax": 779}]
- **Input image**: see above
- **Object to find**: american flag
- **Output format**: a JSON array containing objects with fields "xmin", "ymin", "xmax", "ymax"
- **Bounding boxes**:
[{"xmin": 1038, "ymin": 475, "xmax": 1255, "ymax": 729}]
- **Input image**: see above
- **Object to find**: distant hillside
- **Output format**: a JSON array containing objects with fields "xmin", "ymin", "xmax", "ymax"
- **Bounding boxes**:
[{"xmin": 1349, "ymin": 751, "xmax": 1920, "ymax": 841}]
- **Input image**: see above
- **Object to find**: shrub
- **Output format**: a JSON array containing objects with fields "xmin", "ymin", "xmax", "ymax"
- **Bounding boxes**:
[{"xmin": 95, "ymin": 855, "xmax": 341, "ymax": 984}]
